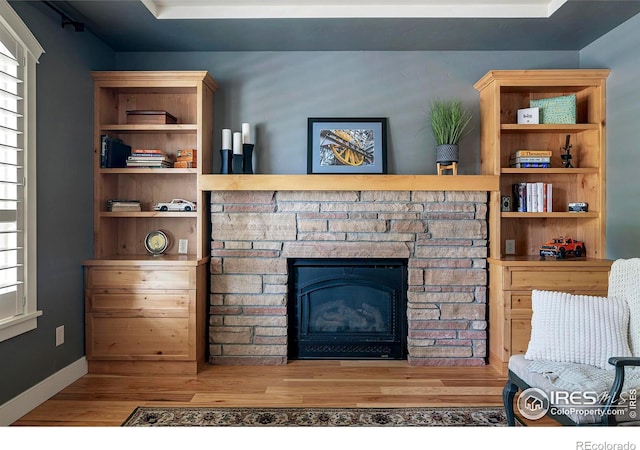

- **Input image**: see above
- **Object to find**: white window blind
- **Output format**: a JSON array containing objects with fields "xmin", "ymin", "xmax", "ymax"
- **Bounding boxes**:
[
  {"xmin": 0, "ymin": 0, "xmax": 43, "ymax": 342},
  {"xmin": 0, "ymin": 26, "xmax": 24, "ymax": 324}
]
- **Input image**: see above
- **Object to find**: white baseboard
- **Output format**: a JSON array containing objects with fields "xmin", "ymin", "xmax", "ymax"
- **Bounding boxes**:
[{"xmin": 0, "ymin": 357, "xmax": 88, "ymax": 426}]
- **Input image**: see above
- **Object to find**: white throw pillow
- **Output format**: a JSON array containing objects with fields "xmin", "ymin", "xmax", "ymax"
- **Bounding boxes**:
[{"xmin": 525, "ymin": 290, "xmax": 631, "ymax": 370}]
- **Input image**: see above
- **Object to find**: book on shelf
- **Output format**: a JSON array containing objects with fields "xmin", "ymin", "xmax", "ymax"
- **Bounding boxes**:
[
  {"xmin": 126, "ymin": 149, "xmax": 174, "ymax": 168},
  {"xmin": 509, "ymin": 152, "xmax": 552, "ymax": 167},
  {"xmin": 511, "ymin": 182, "xmax": 552, "ymax": 212},
  {"xmin": 510, "ymin": 162, "xmax": 552, "ymax": 168},
  {"xmin": 106, "ymin": 199, "xmax": 141, "ymax": 212},
  {"xmin": 511, "ymin": 150, "xmax": 553, "ymax": 157},
  {"xmin": 131, "ymin": 148, "xmax": 165, "ymax": 154},
  {"xmin": 126, "ymin": 161, "xmax": 173, "ymax": 168},
  {"xmin": 510, "ymin": 156, "xmax": 551, "ymax": 163},
  {"xmin": 101, "ymin": 135, "xmax": 131, "ymax": 168}
]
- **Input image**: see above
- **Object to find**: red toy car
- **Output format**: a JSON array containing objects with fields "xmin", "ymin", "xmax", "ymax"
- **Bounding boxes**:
[{"xmin": 539, "ymin": 237, "xmax": 586, "ymax": 258}]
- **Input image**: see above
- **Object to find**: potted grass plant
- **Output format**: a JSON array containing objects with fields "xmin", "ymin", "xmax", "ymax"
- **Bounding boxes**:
[{"xmin": 429, "ymin": 99, "xmax": 473, "ymax": 165}]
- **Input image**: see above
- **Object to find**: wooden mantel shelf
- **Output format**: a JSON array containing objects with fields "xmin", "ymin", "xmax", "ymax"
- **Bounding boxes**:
[{"xmin": 198, "ymin": 174, "xmax": 499, "ymax": 191}]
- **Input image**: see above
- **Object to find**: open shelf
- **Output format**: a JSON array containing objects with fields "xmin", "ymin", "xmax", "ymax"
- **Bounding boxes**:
[
  {"xmin": 501, "ymin": 168, "xmax": 598, "ymax": 175},
  {"xmin": 199, "ymin": 174, "xmax": 500, "ymax": 192},
  {"xmin": 100, "ymin": 124, "xmax": 198, "ymax": 133},
  {"xmin": 501, "ymin": 124, "xmax": 599, "ymax": 132},
  {"xmin": 501, "ymin": 212, "xmax": 599, "ymax": 219},
  {"xmin": 100, "ymin": 211, "xmax": 198, "ymax": 218}
]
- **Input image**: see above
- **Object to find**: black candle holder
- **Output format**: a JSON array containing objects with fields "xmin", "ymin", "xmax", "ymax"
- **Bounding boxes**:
[
  {"xmin": 220, "ymin": 149, "xmax": 233, "ymax": 174},
  {"xmin": 243, "ymin": 144, "xmax": 254, "ymax": 174},
  {"xmin": 232, "ymin": 154, "xmax": 244, "ymax": 174}
]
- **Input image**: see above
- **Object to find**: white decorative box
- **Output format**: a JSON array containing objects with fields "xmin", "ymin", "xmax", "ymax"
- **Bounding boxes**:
[{"xmin": 517, "ymin": 107, "xmax": 540, "ymax": 124}]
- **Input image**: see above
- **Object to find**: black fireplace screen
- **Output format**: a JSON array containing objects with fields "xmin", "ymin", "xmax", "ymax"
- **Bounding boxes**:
[{"xmin": 288, "ymin": 258, "xmax": 407, "ymax": 359}]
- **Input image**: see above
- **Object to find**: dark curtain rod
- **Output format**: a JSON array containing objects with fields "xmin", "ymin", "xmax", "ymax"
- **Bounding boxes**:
[{"xmin": 42, "ymin": 1, "xmax": 84, "ymax": 32}]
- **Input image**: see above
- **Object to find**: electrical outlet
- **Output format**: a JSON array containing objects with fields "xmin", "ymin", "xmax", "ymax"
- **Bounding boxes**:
[
  {"xmin": 505, "ymin": 240, "xmax": 516, "ymax": 255},
  {"xmin": 55, "ymin": 325, "xmax": 64, "ymax": 347},
  {"xmin": 178, "ymin": 239, "xmax": 188, "ymax": 254}
]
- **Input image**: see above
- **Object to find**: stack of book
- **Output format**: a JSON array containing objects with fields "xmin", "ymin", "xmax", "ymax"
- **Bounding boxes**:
[
  {"xmin": 509, "ymin": 150, "xmax": 552, "ymax": 168},
  {"xmin": 174, "ymin": 148, "xmax": 197, "ymax": 168},
  {"xmin": 107, "ymin": 199, "xmax": 141, "ymax": 212},
  {"xmin": 126, "ymin": 149, "xmax": 174, "ymax": 168},
  {"xmin": 512, "ymin": 182, "xmax": 553, "ymax": 212}
]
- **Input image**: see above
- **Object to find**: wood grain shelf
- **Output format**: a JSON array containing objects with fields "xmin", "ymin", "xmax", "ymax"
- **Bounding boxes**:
[
  {"xmin": 500, "ymin": 168, "xmax": 598, "ymax": 174},
  {"xmin": 500, "ymin": 123, "xmax": 600, "ymax": 132},
  {"xmin": 99, "ymin": 211, "xmax": 198, "ymax": 218},
  {"xmin": 100, "ymin": 168, "xmax": 197, "ymax": 174},
  {"xmin": 83, "ymin": 254, "xmax": 209, "ymax": 266},
  {"xmin": 99, "ymin": 124, "xmax": 198, "ymax": 133},
  {"xmin": 199, "ymin": 174, "xmax": 500, "ymax": 192},
  {"xmin": 501, "ymin": 212, "xmax": 599, "ymax": 219}
]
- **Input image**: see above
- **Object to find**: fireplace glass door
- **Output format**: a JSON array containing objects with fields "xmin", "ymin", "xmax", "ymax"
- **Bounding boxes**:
[{"xmin": 288, "ymin": 259, "xmax": 407, "ymax": 359}]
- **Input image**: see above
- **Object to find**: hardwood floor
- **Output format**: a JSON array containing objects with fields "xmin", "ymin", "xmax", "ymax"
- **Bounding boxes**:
[{"xmin": 11, "ymin": 360, "xmax": 521, "ymax": 426}]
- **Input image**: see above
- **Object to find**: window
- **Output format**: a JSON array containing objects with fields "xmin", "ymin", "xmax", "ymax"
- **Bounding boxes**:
[{"xmin": 0, "ymin": 1, "xmax": 43, "ymax": 342}]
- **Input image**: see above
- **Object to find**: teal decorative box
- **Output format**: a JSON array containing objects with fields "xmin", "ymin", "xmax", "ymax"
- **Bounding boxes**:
[{"xmin": 530, "ymin": 94, "xmax": 576, "ymax": 124}]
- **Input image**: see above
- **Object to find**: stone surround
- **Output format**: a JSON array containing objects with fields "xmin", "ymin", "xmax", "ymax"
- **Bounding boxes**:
[{"xmin": 209, "ymin": 190, "xmax": 488, "ymax": 366}]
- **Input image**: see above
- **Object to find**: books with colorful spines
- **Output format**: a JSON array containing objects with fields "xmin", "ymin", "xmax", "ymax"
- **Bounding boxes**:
[
  {"xmin": 510, "ymin": 162, "xmax": 552, "ymax": 168},
  {"xmin": 511, "ymin": 150, "xmax": 553, "ymax": 157}
]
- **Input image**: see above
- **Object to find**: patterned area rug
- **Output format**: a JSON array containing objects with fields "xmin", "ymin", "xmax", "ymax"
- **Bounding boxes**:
[{"xmin": 122, "ymin": 406, "xmax": 508, "ymax": 427}]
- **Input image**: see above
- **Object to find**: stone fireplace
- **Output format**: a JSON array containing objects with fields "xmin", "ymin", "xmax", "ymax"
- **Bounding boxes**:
[{"xmin": 209, "ymin": 190, "xmax": 488, "ymax": 366}]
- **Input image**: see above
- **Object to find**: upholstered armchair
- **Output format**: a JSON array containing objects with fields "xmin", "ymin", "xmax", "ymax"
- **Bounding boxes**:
[{"xmin": 503, "ymin": 258, "xmax": 640, "ymax": 426}]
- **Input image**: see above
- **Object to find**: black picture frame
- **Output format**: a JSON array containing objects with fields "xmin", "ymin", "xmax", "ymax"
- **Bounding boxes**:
[{"xmin": 307, "ymin": 118, "xmax": 388, "ymax": 174}]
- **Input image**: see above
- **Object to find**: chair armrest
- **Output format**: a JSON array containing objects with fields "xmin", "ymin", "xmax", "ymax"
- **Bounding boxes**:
[
  {"xmin": 608, "ymin": 356, "xmax": 640, "ymax": 367},
  {"xmin": 602, "ymin": 356, "xmax": 640, "ymax": 425}
]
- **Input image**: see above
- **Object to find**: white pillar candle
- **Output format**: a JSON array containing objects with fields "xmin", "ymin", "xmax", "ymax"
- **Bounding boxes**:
[
  {"xmin": 233, "ymin": 132, "xmax": 242, "ymax": 154},
  {"xmin": 242, "ymin": 122, "xmax": 251, "ymax": 144},
  {"xmin": 222, "ymin": 129, "xmax": 232, "ymax": 150}
]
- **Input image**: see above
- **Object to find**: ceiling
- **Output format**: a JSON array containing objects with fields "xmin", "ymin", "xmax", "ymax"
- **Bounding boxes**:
[{"xmin": 41, "ymin": 0, "xmax": 640, "ymax": 51}]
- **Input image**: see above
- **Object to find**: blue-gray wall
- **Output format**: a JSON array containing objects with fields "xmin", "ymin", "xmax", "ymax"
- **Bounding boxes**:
[
  {"xmin": 0, "ymin": 2, "xmax": 114, "ymax": 405},
  {"xmin": 1, "ymin": 0, "xmax": 638, "ymax": 410},
  {"xmin": 581, "ymin": 13, "xmax": 640, "ymax": 259},
  {"xmin": 115, "ymin": 51, "xmax": 579, "ymax": 175}
]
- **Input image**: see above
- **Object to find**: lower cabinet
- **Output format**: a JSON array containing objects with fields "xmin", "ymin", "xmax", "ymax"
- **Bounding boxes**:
[
  {"xmin": 488, "ymin": 259, "xmax": 612, "ymax": 375},
  {"xmin": 84, "ymin": 261, "xmax": 208, "ymax": 375}
]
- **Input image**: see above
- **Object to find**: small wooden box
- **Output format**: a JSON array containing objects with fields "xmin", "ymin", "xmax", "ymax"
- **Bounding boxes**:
[
  {"xmin": 177, "ymin": 148, "xmax": 197, "ymax": 160},
  {"xmin": 126, "ymin": 110, "xmax": 177, "ymax": 124},
  {"xmin": 174, "ymin": 160, "xmax": 197, "ymax": 168}
]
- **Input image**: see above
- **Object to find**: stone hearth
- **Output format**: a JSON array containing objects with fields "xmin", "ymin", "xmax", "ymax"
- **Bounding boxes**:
[{"xmin": 209, "ymin": 190, "xmax": 488, "ymax": 366}]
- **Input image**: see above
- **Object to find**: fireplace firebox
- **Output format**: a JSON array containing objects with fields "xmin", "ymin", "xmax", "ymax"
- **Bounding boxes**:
[{"xmin": 288, "ymin": 258, "xmax": 408, "ymax": 360}]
